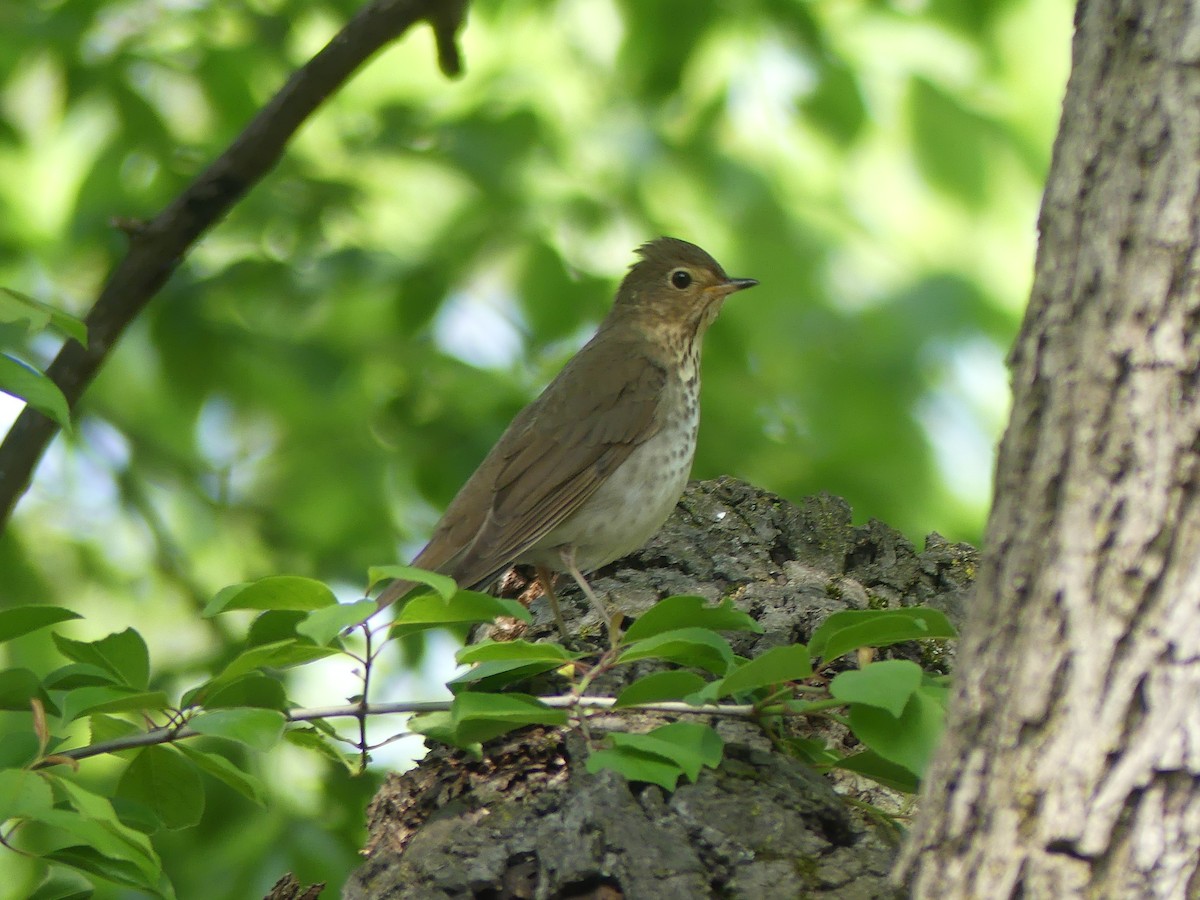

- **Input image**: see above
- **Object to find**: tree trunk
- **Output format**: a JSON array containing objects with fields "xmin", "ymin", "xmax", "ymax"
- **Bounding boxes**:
[
  {"xmin": 897, "ymin": 1, "xmax": 1200, "ymax": 896},
  {"xmin": 345, "ymin": 478, "xmax": 976, "ymax": 899}
]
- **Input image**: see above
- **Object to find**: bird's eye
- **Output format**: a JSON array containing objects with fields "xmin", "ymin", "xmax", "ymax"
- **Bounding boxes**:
[{"xmin": 670, "ymin": 269, "xmax": 693, "ymax": 290}]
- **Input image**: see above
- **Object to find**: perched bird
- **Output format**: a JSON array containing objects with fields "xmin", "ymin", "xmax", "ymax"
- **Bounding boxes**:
[{"xmin": 376, "ymin": 237, "xmax": 757, "ymax": 640}]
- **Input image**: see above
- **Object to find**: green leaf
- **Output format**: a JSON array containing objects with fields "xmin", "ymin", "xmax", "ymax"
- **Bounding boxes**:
[
  {"xmin": 284, "ymin": 727, "xmax": 358, "ymax": 773},
  {"xmin": 211, "ymin": 639, "xmax": 340, "ymax": 684},
  {"xmin": 909, "ymin": 76, "xmax": 989, "ymax": 206},
  {"xmin": 116, "ymin": 746, "xmax": 204, "ymax": 830},
  {"xmin": 616, "ymin": 627, "xmax": 736, "ymax": 675},
  {"xmin": 801, "ymin": 57, "xmax": 867, "ymax": 146},
  {"xmin": 89, "ymin": 714, "xmax": 142, "ymax": 746},
  {"xmin": 60, "ymin": 688, "xmax": 169, "ymax": 723},
  {"xmin": 408, "ymin": 710, "xmax": 469, "ymax": 752},
  {"xmin": 390, "ymin": 590, "xmax": 531, "ymax": 637},
  {"xmin": 0, "ymin": 732, "xmax": 41, "ymax": 769},
  {"xmin": 44, "ymin": 663, "xmax": 118, "ymax": 690},
  {"xmin": 808, "ymin": 608, "xmax": 955, "ymax": 663},
  {"xmin": 296, "ymin": 600, "xmax": 377, "ymax": 645},
  {"xmin": 0, "ymin": 353, "xmax": 72, "ymax": 430},
  {"xmin": 422, "ymin": 692, "xmax": 568, "ymax": 748},
  {"xmin": 608, "ymin": 723, "xmax": 723, "ymax": 782},
  {"xmin": 614, "ymin": 671, "xmax": 708, "ymax": 708},
  {"xmin": 714, "ymin": 645, "xmax": 812, "ymax": 698},
  {"xmin": 0, "ymin": 667, "xmax": 53, "ymax": 712},
  {"xmin": 780, "ymin": 736, "xmax": 841, "ymax": 768},
  {"xmin": 188, "ymin": 708, "xmax": 286, "ymax": 752},
  {"xmin": 190, "ymin": 673, "xmax": 288, "ymax": 711},
  {"xmin": 204, "ymin": 576, "xmax": 337, "ymax": 616},
  {"xmin": 0, "ymin": 286, "xmax": 49, "ymax": 331},
  {"xmin": 450, "ymin": 639, "xmax": 580, "ymax": 691},
  {"xmin": 52, "ymin": 629, "xmax": 150, "ymax": 689},
  {"xmin": 26, "ymin": 867, "xmax": 96, "ymax": 900},
  {"xmin": 833, "ymin": 750, "xmax": 921, "ymax": 793},
  {"xmin": 448, "ymin": 659, "xmax": 567, "ymax": 693},
  {"xmin": 829, "ymin": 659, "xmax": 923, "ymax": 717},
  {"xmin": 0, "ymin": 606, "xmax": 81, "ymax": 643},
  {"xmin": 848, "ymin": 684, "xmax": 946, "ymax": 778},
  {"xmin": 246, "ymin": 609, "xmax": 308, "ymax": 646},
  {"xmin": 47, "ymin": 779, "xmax": 166, "ymax": 893},
  {"xmin": 44, "ymin": 844, "xmax": 170, "ymax": 897},
  {"xmin": 368, "ymin": 564, "xmax": 458, "ymax": 601},
  {"xmin": 456, "ymin": 639, "xmax": 577, "ymax": 664},
  {"xmin": 175, "ymin": 744, "xmax": 267, "ymax": 805},
  {"xmin": 0, "ymin": 286, "xmax": 88, "ymax": 344},
  {"xmin": 0, "ymin": 768, "xmax": 54, "ymax": 819},
  {"xmin": 585, "ymin": 747, "xmax": 684, "ymax": 792},
  {"xmin": 623, "ymin": 595, "xmax": 762, "ymax": 643}
]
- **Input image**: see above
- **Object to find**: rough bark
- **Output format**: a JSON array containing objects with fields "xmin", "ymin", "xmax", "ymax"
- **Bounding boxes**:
[
  {"xmin": 345, "ymin": 477, "xmax": 977, "ymax": 899},
  {"xmin": 897, "ymin": 1, "xmax": 1200, "ymax": 896}
]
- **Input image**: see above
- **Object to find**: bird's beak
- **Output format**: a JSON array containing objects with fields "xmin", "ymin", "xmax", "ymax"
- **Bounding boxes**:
[{"xmin": 720, "ymin": 277, "xmax": 759, "ymax": 296}]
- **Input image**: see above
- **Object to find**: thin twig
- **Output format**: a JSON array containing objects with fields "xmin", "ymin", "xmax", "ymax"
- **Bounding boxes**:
[
  {"xmin": 40, "ymin": 694, "xmax": 818, "ymax": 766},
  {"xmin": 357, "ymin": 624, "xmax": 374, "ymax": 769}
]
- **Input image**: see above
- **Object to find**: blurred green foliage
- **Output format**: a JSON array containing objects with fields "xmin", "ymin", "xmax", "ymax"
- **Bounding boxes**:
[{"xmin": 0, "ymin": 0, "xmax": 1070, "ymax": 895}]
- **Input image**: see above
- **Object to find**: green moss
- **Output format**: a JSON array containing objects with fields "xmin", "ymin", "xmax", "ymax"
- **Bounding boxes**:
[{"xmin": 792, "ymin": 855, "xmax": 820, "ymax": 880}]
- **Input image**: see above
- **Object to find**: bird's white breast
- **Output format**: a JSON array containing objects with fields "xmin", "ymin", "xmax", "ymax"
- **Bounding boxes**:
[{"xmin": 525, "ymin": 371, "xmax": 700, "ymax": 573}]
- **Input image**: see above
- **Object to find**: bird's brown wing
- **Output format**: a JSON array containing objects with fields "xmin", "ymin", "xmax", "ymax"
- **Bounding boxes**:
[{"xmin": 412, "ymin": 330, "xmax": 667, "ymax": 591}]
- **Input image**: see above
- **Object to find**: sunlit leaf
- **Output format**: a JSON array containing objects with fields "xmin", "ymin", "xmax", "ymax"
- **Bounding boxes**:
[
  {"xmin": 52, "ymin": 629, "xmax": 150, "ymax": 690},
  {"xmin": 389, "ymin": 590, "xmax": 530, "ymax": 637},
  {"xmin": 188, "ymin": 708, "xmax": 286, "ymax": 752},
  {"xmin": 0, "ymin": 286, "xmax": 88, "ymax": 344},
  {"xmin": 808, "ymin": 608, "xmax": 955, "ymax": 663},
  {"xmin": 456, "ymin": 640, "xmax": 577, "ymax": 664},
  {"xmin": 714, "ymin": 645, "xmax": 812, "ymax": 697},
  {"xmin": 205, "ymin": 576, "xmax": 337, "ymax": 616},
  {"xmin": 0, "ymin": 353, "xmax": 72, "ymax": 430},
  {"xmin": 829, "ymin": 659, "xmax": 923, "ymax": 717},
  {"xmin": 367, "ymin": 565, "xmax": 458, "ymax": 601},
  {"xmin": 419, "ymin": 692, "xmax": 568, "ymax": 749},
  {"xmin": 0, "ymin": 768, "xmax": 53, "ymax": 819},
  {"xmin": 60, "ymin": 688, "xmax": 169, "ymax": 723},
  {"xmin": 608, "ymin": 723, "xmax": 723, "ymax": 782},
  {"xmin": 0, "ymin": 606, "xmax": 81, "ymax": 643},
  {"xmin": 211, "ymin": 640, "xmax": 340, "ymax": 684},
  {"xmin": 296, "ymin": 600, "xmax": 377, "ymax": 645},
  {"xmin": 614, "ymin": 671, "xmax": 708, "ymax": 708},
  {"xmin": 585, "ymin": 747, "xmax": 684, "ymax": 792},
  {"xmin": 847, "ymin": 684, "xmax": 946, "ymax": 777},
  {"xmin": 623, "ymin": 595, "xmax": 762, "ymax": 642},
  {"xmin": 616, "ymin": 627, "xmax": 736, "ymax": 675}
]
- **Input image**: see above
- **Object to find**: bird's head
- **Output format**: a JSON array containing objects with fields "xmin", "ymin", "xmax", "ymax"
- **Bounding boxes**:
[{"xmin": 612, "ymin": 237, "xmax": 757, "ymax": 342}]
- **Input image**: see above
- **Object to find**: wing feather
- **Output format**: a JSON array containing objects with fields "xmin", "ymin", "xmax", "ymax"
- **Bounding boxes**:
[{"xmin": 415, "ymin": 329, "xmax": 667, "ymax": 590}]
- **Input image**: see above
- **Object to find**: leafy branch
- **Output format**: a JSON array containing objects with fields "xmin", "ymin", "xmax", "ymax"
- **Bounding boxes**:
[
  {"xmin": 0, "ymin": 575, "xmax": 955, "ymax": 896},
  {"xmin": 0, "ymin": 0, "xmax": 468, "ymax": 528}
]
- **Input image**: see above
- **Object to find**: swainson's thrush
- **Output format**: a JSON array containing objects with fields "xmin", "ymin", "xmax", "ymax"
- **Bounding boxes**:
[{"xmin": 376, "ymin": 237, "xmax": 757, "ymax": 640}]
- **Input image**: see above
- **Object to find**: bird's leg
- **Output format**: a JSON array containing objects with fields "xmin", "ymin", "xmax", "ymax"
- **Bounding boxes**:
[
  {"xmin": 534, "ymin": 565, "xmax": 571, "ymax": 641},
  {"xmin": 558, "ymin": 545, "xmax": 619, "ymax": 644}
]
